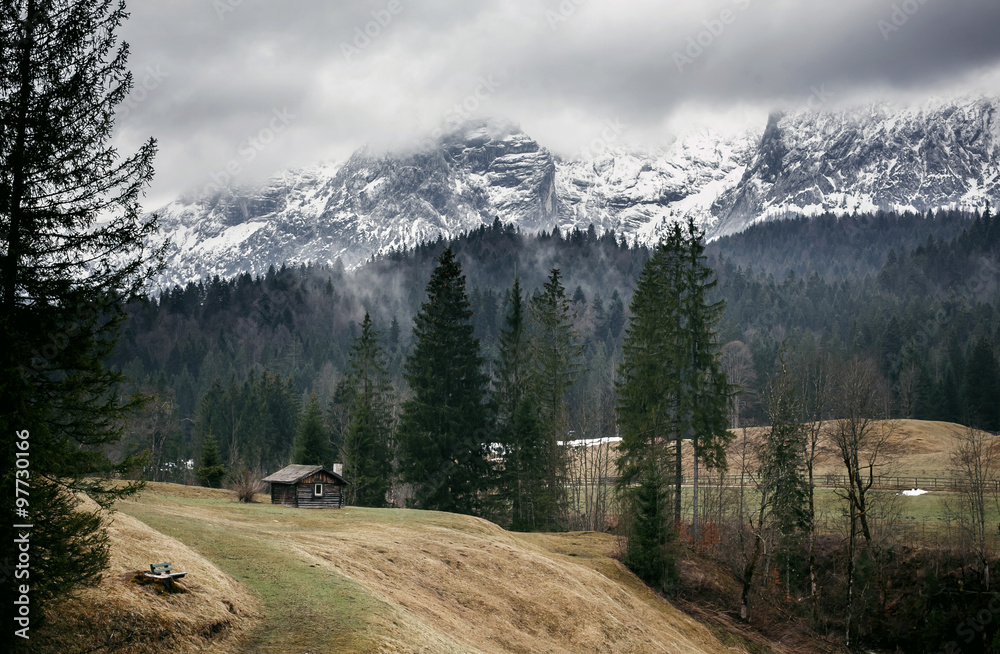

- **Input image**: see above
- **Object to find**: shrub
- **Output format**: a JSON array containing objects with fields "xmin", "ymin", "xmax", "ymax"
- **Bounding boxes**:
[{"xmin": 229, "ymin": 468, "xmax": 264, "ymax": 503}]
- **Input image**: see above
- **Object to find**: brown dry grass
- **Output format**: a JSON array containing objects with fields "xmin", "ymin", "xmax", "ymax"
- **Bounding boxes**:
[
  {"xmin": 33, "ymin": 495, "xmax": 262, "ymax": 654},
  {"xmin": 810, "ymin": 419, "xmax": 974, "ymax": 479},
  {"xmin": 579, "ymin": 419, "xmax": 977, "ymax": 483},
  {"xmin": 117, "ymin": 483, "xmax": 751, "ymax": 654}
]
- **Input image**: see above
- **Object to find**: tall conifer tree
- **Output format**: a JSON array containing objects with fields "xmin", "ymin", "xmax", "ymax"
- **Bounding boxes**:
[
  {"xmin": 493, "ymin": 279, "xmax": 547, "ymax": 529},
  {"xmin": 1, "ymin": 0, "xmax": 162, "ymax": 626},
  {"xmin": 616, "ymin": 241, "xmax": 683, "ymax": 587},
  {"xmin": 760, "ymin": 356, "xmax": 810, "ymax": 561},
  {"xmin": 397, "ymin": 248, "xmax": 489, "ymax": 514},
  {"xmin": 197, "ymin": 435, "xmax": 226, "ymax": 488},
  {"xmin": 617, "ymin": 218, "xmax": 730, "ymax": 560},
  {"xmin": 342, "ymin": 312, "xmax": 395, "ymax": 507},
  {"xmin": 679, "ymin": 217, "xmax": 731, "ymax": 540},
  {"xmin": 291, "ymin": 393, "xmax": 332, "ymax": 467},
  {"xmin": 529, "ymin": 268, "xmax": 584, "ymax": 530}
]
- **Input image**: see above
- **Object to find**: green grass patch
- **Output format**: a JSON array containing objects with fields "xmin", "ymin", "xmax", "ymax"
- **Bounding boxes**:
[{"xmin": 119, "ymin": 497, "xmax": 384, "ymax": 653}]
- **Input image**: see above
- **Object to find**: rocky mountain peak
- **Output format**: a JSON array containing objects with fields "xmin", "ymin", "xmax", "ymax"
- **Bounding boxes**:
[{"xmin": 151, "ymin": 98, "xmax": 999, "ymax": 289}]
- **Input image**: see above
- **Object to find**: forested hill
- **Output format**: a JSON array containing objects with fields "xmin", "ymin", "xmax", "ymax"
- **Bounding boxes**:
[
  {"xmin": 706, "ymin": 209, "xmax": 977, "ymax": 280},
  {"xmin": 116, "ymin": 220, "xmax": 647, "ymax": 467},
  {"xmin": 114, "ymin": 208, "xmax": 1000, "ymax": 475}
]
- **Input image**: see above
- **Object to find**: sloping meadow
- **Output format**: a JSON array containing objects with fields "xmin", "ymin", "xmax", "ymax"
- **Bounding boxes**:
[{"xmin": 108, "ymin": 483, "xmax": 750, "ymax": 653}]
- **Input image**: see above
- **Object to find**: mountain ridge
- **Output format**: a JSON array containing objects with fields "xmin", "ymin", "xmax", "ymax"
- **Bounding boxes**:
[{"xmin": 151, "ymin": 97, "xmax": 1000, "ymax": 288}]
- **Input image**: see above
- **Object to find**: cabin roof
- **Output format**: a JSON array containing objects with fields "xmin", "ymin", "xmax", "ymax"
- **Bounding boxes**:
[{"xmin": 262, "ymin": 464, "xmax": 347, "ymax": 485}]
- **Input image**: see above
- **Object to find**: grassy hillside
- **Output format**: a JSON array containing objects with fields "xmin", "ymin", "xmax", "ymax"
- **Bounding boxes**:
[
  {"xmin": 33, "ymin": 495, "xmax": 262, "ymax": 654},
  {"xmin": 104, "ymin": 483, "xmax": 754, "ymax": 654},
  {"xmin": 40, "ymin": 421, "xmax": 977, "ymax": 652}
]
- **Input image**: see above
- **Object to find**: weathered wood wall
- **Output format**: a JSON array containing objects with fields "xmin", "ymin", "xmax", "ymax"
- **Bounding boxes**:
[
  {"xmin": 270, "ymin": 483, "xmax": 297, "ymax": 507},
  {"xmin": 295, "ymin": 481, "xmax": 344, "ymax": 509}
]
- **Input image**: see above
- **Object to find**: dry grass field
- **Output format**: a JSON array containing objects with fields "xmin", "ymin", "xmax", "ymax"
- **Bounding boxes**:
[
  {"xmin": 39, "ymin": 483, "xmax": 766, "ymax": 654},
  {"xmin": 576, "ymin": 419, "xmax": 984, "ymax": 484},
  {"xmin": 805, "ymin": 419, "xmax": 979, "ymax": 479},
  {"xmin": 33, "ymin": 495, "xmax": 262, "ymax": 654},
  {"xmin": 35, "ymin": 420, "xmax": 977, "ymax": 653}
]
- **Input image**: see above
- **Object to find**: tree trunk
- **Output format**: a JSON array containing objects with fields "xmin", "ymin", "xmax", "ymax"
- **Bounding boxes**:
[
  {"xmin": 675, "ymin": 431, "xmax": 683, "ymax": 527},
  {"xmin": 808, "ymin": 452, "xmax": 818, "ymax": 624},
  {"xmin": 2, "ymin": 0, "xmax": 37, "ymax": 314},
  {"xmin": 692, "ymin": 438, "xmax": 699, "ymax": 544},
  {"xmin": 845, "ymin": 501, "xmax": 856, "ymax": 649}
]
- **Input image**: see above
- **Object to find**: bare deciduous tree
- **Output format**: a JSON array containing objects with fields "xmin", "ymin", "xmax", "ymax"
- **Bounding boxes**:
[
  {"xmin": 948, "ymin": 426, "xmax": 1000, "ymax": 589},
  {"xmin": 229, "ymin": 468, "xmax": 264, "ymax": 503},
  {"xmin": 567, "ymin": 364, "xmax": 619, "ymax": 531},
  {"xmin": 830, "ymin": 357, "xmax": 901, "ymax": 647},
  {"xmin": 795, "ymin": 345, "xmax": 832, "ymax": 621},
  {"xmin": 125, "ymin": 389, "xmax": 180, "ymax": 482},
  {"xmin": 731, "ymin": 426, "xmax": 771, "ymax": 622}
]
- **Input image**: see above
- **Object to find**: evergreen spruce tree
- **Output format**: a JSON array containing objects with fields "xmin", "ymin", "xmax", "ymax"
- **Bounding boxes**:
[
  {"xmin": 291, "ymin": 393, "xmax": 332, "ymax": 467},
  {"xmin": 493, "ymin": 279, "xmax": 547, "ymax": 529},
  {"xmin": 622, "ymin": 457, "xmax": 676, "ymax": 589},
  {"xmin": 197, "ymin": 436, "xmax": 226, "ymax": 488},
  {"xmin": 397, "ymin": 248, "xmax": 489, "ymax": 514},
  {"xmin": 342, "ymin": 312, "xmax": 395, "ymax": 507},
  {"xmin": 528, "ymin": 269, "xmax": 584, "ymax": 530},
  {"xmin": 616, "ymin": 244, "xmax": 681, "ymax": 588},
  {"xmin": 678, "ymin": 217, "xmax": 732, "ymax": 541},
  {"xmin": 1, "ymin": 0, "xmax": 162, "ymax": 628},
  {"xmin": 617, "ymin": 219, "xmax": 731, "ymax": 549},
  {"xmin": 760, "ymin": 357, "xmax": 810, "ymax": 563}
]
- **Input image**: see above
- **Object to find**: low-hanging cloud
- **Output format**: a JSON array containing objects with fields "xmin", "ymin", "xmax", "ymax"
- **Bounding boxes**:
[{"xmin": 113, "ymin": 0, "xmax": 1000, "ymax": 209}]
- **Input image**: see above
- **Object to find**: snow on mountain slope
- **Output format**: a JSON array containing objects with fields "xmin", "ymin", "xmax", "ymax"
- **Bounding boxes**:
[
  {"xmin": 554, "ymin": 127, "xmax": 757, "ymax": 244},
  {"xmin": 151, "ymin": 99, "xmax": 1000, "ymax": 288},
  {"xmin": 709, "ymin": 96, "xmax": 1000, "ymax": 237}
]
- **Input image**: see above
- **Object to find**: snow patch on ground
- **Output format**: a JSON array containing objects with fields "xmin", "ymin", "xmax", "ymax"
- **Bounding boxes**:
[{"xmin": 558, "ymin": 436, "xmax": 623, "ymax": 448}]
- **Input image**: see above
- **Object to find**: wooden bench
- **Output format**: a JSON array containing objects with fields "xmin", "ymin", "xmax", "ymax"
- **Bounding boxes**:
[{"xmin": 145, "ymin": 562, "xmax": 187, "ymax": 591}]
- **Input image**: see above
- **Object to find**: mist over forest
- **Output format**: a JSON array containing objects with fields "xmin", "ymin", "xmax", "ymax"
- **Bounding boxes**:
[{"xmin": 114, "ymin": 207, "xmax": 1000, "ymax": 475}]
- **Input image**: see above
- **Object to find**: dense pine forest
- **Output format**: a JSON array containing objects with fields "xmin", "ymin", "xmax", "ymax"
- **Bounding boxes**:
[{"xmin": 114, "ymin": 208, "xmax": 999, "ymax": 479}]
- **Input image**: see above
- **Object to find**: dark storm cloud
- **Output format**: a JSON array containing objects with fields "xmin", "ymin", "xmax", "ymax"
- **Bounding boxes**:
[{"xmin": 112, "ymin": 0, "xmax": 1000, "ymax": 207}]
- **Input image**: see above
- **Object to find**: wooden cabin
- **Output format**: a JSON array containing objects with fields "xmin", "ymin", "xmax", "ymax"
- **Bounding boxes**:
[{"xmin": 262, "ymin": 464, "xmax": 347, "ymax": 508}]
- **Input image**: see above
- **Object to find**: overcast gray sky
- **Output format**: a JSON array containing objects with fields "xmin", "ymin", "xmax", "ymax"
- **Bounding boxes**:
[{"xmin": 112, "ymin": 0, "xmax": 1000, "ymax": 208}]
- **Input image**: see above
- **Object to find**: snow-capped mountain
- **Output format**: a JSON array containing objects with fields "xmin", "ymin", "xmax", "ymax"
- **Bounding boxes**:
[
  {"xmin": 152, "ymin": 97, "xmax": 1000, "ymax": 288},
  {"xmin": 711, "ymin": 97, "xmax": 1000, "ymax": 235}
]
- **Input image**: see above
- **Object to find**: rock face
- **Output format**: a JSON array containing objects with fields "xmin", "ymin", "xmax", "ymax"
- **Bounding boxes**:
[
  {"xmin": 152, "ymin": 98, "xmax": 1000, "ymax": 288},
  {"xmin": 711, "ymin": 97, "xmax": 1000, "ymax": 235}
]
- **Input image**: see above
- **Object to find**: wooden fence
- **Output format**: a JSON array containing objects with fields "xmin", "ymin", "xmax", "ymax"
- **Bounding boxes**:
[{"xmin": 593, "ymin": 475, "xmax": 1000, "ymax": 492}]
